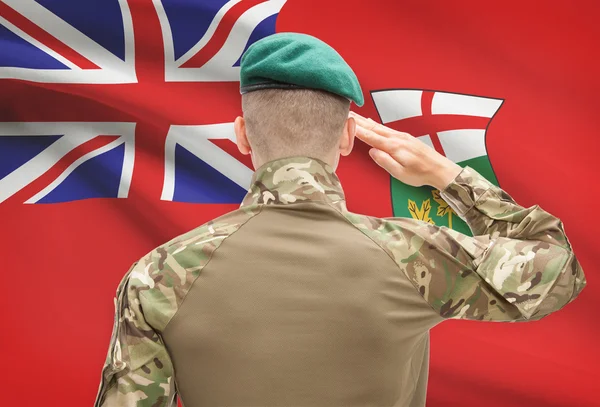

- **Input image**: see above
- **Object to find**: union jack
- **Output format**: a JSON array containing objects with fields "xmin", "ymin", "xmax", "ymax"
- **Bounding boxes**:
[{"xmin": 0, "ymin": 0, "xmax": 286, "ymax": 205}]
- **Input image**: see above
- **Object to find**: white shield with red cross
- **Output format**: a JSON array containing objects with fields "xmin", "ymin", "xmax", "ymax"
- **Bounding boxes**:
[{"xmin": 371, "ymin": 89, "xmax": 503, "ymax": 235}]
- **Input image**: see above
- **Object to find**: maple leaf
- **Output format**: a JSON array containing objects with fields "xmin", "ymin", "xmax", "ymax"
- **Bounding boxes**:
[
  {"xmin": 431, "ymin": 189, "xmax": 455, "ymax": 229},
  {"xmin": 407, "ymin": 198, "xmax": 435, "ymax": 225}
]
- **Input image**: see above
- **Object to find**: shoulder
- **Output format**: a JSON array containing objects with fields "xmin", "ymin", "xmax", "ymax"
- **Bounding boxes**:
[
  {"xmin": 336, "ymin": 207, "xmax": 420, "ymax": 247},
  {"xmin": 125, "ymin": 204, "xmax": 263, "ymax": 331},
  {"xmin": 156, "ymin": 204, "xmax": 262, "ymax": 260},
  {"xmin": 338, "ymin": 207, "xmax": 482, "ymax": 260},
  {"xmin": 332, "ymin": 208, "xmax": 417, "ymax": 263},
  {"xmin": 336, "ymin": 207, "xmax": 466, "ymax": 267}
]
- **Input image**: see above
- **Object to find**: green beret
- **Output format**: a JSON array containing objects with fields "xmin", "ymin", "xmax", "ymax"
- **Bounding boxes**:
[{"xmin": 239, "ymin": 32, "xmax": 364, "ymax": 107}]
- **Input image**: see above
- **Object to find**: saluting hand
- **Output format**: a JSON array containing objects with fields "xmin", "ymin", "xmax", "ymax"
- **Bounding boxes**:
[{"xmin": 349, "ymin": 111, "xmax": 463, "ymax": 191}]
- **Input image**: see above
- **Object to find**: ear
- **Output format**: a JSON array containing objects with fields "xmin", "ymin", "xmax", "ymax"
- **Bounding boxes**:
[
  {"xmin": 339, "ymin": 116, "xmax": 356, "ymax": 156},
  {"xmin": 234, "ymin": 116, "xmax": 251, "ymax": 155}
]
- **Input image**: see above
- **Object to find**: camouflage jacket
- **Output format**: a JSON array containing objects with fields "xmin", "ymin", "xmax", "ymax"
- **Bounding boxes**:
[{"xmin": 94, "ymin": 155, "xmax": 586, "ymax": 407}]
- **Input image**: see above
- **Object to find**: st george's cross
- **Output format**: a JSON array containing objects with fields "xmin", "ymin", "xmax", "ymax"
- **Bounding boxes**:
[
  {"xmin": 0, "ymin": 0, "xmax": 501, "ymax": 237},
  {"xmin": 371, "ymin": 89, "xmax": 503, "ymax": 236}
]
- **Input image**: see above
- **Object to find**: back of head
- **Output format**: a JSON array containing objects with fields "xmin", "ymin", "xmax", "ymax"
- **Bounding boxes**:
[{"xmin": 241, "ymin": 88, "xmax": 351, "ymax": 163}]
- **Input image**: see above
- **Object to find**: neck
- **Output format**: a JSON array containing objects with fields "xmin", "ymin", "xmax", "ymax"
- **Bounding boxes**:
[
  {"xmin": 239, "ymin": 155, "xmax": 347, "ymax": 211},
  {"xmin": 252, "ymin": 150, "xmax": 338, "ymax": 172}
]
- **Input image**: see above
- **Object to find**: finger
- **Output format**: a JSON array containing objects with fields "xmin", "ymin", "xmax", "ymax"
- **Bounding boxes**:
[
  {"xmin": 350, "ymin": 111, "xmax": 409, "ymax": 139},
  {"xmin": 349, "ymin": 111, "xmax": 385, "ymax": 133},
  {"xmin": 355, "ymin": 124, "xmax": 396, "ymax": 151},
  {"xmin": 349, "ymin": 110, "xmax": 371, "ymax": 121},
  {"xmin": 369, "ymin": 148, "xmax": 406, "ymax": 175},
  {"xmin": 349, "ymin": 111, "xmax": 378, "ymax": 128}
]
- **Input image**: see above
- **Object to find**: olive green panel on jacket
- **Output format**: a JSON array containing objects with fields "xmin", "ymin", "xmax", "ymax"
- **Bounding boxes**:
[
  {"xmin": 162, "ymin": 202, "xmax": 442, "ymax": 407},
  {"xmin": 94, "ymin": 205, "xmax": 262, "ymax": 407}
]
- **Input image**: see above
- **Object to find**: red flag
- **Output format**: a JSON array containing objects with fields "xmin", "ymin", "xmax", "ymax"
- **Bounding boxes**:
[{"xmin": 0, "ymin": 0, "xmax": 596, "ymax": 405}]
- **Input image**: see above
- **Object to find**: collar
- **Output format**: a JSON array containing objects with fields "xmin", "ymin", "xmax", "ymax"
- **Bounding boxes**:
[{"xmin": 240, "ymin": 155, "xmax": 347, "ymax": 211}]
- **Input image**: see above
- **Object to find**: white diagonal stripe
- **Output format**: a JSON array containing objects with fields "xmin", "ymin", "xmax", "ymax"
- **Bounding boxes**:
[
  {"xmin": 167, "ymin": 0, "xmax": 286, "ymax": 82},
  {"xmin": 161, "ymin": 123, "xmax": 253, "ymax": 201},
  {"xmin": 4, "ymin": 0, "xmax": 129, "ymax": 73},
  {"xmin": 25, "ymin": 137, "xmax": 125, "ymax": 203},
  {"xmin": 0, "ymin": 122, "xmax": 136, "ymax": 203},
  {"xmin": 174, "ymin": 0, "xmax": 242, "ymax": 66},
  {"xmin": 193, "ymin": 0, "xmax": 285, "ymax": 72},
  {"xmin": 0, "ymin": 15, "xmax": 79, "ymax": 70},
  {"xmin": 0, "ymin": 132, "xmax": 96, "ymax": 203}
]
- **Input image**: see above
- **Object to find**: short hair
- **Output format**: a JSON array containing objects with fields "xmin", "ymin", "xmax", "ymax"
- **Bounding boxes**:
[{"xmin": 241, "ymin": 88, "xmax": 351, "ymax": 163}]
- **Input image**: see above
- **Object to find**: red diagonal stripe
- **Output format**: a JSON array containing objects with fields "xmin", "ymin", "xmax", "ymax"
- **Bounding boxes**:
[
  {"xmin": 210, "ymin": 139, "xmax": 254, "ymax": 170},
  {"xmin": 0, "ymin": 2, "xmax": 100, "ymax": 70},
  {"xmin": 5, "ymin": 135, "xmax": 119, "ymax": 205},
  {"xmin": 180, "ymin": 0, "xmax": 266, "ymax": 68}
]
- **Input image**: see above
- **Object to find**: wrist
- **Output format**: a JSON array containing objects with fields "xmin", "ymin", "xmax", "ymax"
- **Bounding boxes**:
[{"xmin": 431, "ymin": 162, "xmax": 463, "ymax": 191}]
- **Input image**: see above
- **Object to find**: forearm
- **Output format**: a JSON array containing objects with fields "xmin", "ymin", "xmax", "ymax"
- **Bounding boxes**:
[
  {"xmin": 437, "ymin": 165, "xmax": 586, "ymax": 320},
  {"xmin": 439, "ymin": 166, "xmax": 569, "ymax": 245}
]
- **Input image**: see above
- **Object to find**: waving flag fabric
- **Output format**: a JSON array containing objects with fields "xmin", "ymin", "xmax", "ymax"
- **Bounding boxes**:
[{"xmin": 0, "ymin": 1, "xmax": 597, "ymax": 406}]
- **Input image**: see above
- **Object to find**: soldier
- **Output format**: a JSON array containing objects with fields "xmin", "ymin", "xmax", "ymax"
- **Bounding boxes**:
[{"xmin": 94, "ymin": 32, "xmax": 587, "ymax": 407}]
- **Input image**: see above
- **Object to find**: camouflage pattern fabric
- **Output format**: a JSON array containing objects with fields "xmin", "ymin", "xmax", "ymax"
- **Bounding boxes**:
[
  {"xmin": 94, "ymin": 206, "xmax": 262, "ymax": 406},
  {"xmin": 242, "ymin": 157, "xmax": 586, "ymax": 321},
  {"xmin": 240, "ymin": 158, "xmax": 347, "ymax": 211},
  {"xmin": 95, "ymin": 155, "xmax": 586, "ymax": 406}
]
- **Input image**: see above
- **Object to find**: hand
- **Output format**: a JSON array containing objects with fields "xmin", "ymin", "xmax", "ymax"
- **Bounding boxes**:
[{"xmin": 349, "ymin": 111, "xmax": 463, "ymax": 191}]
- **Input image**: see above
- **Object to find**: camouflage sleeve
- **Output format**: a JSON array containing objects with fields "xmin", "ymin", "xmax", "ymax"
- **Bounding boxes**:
[
  {"xmin": 94, "ymin": 258, "xmax": 177, "ymax": 407},
  {"xmin": 381, "ymin": 165, "xmax": 587, "ymax": 322}
]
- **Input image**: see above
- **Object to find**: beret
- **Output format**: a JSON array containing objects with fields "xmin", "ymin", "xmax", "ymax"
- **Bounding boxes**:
[{"xmin": 239, "ymin": 32, "xmax": 364, "ymax": 107}]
